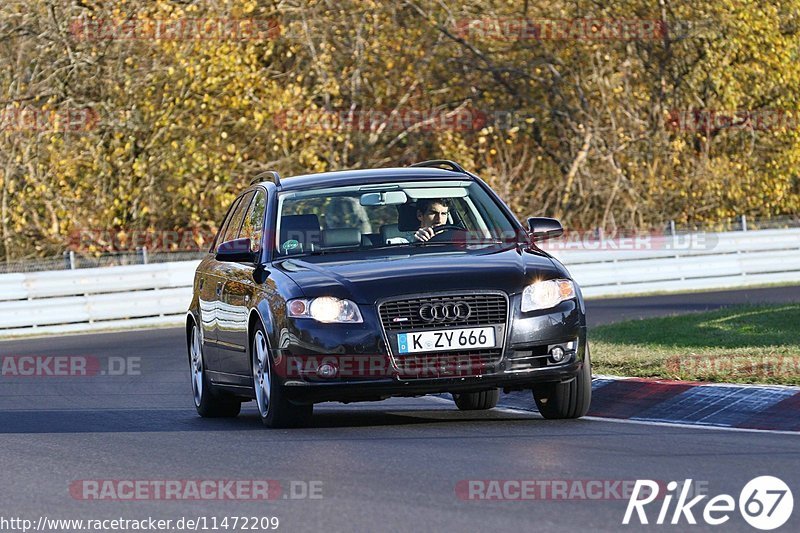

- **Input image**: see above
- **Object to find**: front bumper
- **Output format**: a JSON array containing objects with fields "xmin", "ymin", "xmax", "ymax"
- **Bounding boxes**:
[
  {"xmin": 282, "ymin": 358, "xmax": 586, "ymax": 403},
  {"xmin": 272, "ymin": 296, "xmax": 587, "ymax": 403}
]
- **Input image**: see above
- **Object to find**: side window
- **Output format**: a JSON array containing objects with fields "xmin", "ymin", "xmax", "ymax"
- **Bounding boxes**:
[
  {"xmin": 221, "ymin": 192, "xmax": 254, "ymax": 246},
  {"xmin": 451, "ymin": 198, "xmax": 478, "ymax": 231},
  {"xmin": 241, "ymin": 190, "xmax": 267, "ymax": 253},
  {"xmin": 212, "ymin": 196, "xmax": 242, "ymax": 252}
]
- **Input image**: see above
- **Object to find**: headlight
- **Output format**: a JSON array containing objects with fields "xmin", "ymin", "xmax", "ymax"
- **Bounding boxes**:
[
  {"xmin": 521, "ymin": 279, "xmax": 575, "ymax": 312},
  {"xmin": 287, "ymin": 297, "xmax": 363, "ymax": 323}
]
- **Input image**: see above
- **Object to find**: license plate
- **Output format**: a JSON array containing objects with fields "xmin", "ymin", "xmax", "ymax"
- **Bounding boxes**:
[{"xmin": 397, "ymin": 327, "xmax": 496, "ymax": 354}]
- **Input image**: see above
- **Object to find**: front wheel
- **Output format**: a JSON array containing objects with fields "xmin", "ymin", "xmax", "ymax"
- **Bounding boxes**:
[
  {"xmin": 452, "ymin": 389, "xmax": 500, "ymax": 410},
  {"xmin": 188, "ymin": 323, "xmax": 241, "ymax": 418},
  {"xmin": 532, "ymin": 345, "xmax": 592, "ymax": 419},
  {"xmin": 252, "ymin": 324, "xmax": 313, "ymax": 428}
]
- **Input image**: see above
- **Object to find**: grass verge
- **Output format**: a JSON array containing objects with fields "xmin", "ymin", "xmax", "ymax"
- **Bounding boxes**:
[{"xmin": 590, "ymin": 304, "xmax": 800, "ymax": 385}]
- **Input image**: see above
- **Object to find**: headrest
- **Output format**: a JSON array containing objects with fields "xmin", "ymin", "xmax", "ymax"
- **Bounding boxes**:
[
  {"xmin": 322, "ymin": 228, "xmax": 361, "ymax": 247},
  {"xmin": 397, "ymin": 203, "xmax": 420, "ymax": 232},
  {"xmin": 380, "ymin": 224, "xmax": 403, "ymax": 242}
]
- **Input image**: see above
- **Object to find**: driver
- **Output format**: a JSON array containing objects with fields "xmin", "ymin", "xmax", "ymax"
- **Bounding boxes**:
[{"xmin": 413, "ymin": 198, "xmax": 450, "ymax": 242}]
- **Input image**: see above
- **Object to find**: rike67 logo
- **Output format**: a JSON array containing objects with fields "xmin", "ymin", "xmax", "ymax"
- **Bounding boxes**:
[{"xmin": 624, "ymin": 477, "xmax": 793, "ymax": 530}]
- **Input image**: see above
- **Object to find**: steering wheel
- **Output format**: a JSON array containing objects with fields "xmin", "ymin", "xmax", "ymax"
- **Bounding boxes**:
[{"xmin": 428, "ymin": 224, "xmax": 467, "ymax": 241}]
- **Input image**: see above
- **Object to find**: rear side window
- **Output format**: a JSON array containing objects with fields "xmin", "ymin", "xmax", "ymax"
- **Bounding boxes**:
[{"xmin": 241, "ymin": 190, "xmax": 267, "ymax": 252}]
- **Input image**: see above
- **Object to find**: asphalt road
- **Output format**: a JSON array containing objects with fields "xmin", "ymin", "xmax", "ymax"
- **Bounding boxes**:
[{"xmin": 1, "ymin": 287, "xmax": 798, "ymax": 532}]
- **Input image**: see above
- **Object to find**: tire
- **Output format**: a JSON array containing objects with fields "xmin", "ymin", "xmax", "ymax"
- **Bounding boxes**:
[
  {"xmin": 452, "ymin": 388, "xmax": 500, "ymax": 410},
  {"xmin": 532, "ymin": 344, "xmax": 592, "ymax": 419},
  {"xmin": 188, "ymin": 322, "xmax": 241, "ymax": 418},
  {"xmin": 251, "ymin": 321, "xmax": 313, "ymax": 428}
]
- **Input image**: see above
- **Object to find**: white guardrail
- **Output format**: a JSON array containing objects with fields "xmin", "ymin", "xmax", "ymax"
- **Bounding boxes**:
[{"xmin": 0, "ymin": 228, "xmax": 798, "ymax": 338}]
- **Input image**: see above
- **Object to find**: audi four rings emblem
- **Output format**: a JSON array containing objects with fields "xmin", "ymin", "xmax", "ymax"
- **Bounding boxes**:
[{"xmin": 419, "ymin": 301, "xmax": 471, "ymax": 322}]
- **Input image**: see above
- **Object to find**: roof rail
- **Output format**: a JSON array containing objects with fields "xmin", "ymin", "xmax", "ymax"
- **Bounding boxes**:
[
  {"xmin": 409, "ymin": 160, "xmax": 467, "ymax": 174},
  {"xmin": 250, "ymin": 170, "xmax": 282, "ymax": 187}
]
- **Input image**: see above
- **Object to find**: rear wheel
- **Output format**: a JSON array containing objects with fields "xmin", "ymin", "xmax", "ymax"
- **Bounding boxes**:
[
  {"xmin": 188, "ymin": 323, "xmax": 241, "ymax": 418},
  {"xmin": 452, "ymin": 389, "xmax": 500, "ymax": 410},
  {"xmin": 532, "ymin": 345, "xmax": 592, "ymax": 419},
  {"xmin": 252, "ymin": 323, "xmax": 313, "ymax": 428}
]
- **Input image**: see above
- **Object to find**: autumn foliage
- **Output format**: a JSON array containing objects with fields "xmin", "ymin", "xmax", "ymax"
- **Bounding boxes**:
[{"xmin": 1, "ymin": 0, "xmax": 799, "ymax": 259}]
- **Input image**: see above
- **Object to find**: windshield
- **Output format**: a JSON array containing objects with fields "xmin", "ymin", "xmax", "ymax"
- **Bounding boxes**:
[{"xmin": 275, "ymin": 179, "xmax": 520, "ymax": 257}]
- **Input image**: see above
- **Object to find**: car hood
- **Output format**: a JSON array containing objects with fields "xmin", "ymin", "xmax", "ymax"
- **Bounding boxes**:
[{"xmin": 276, "ymin": 246, "xmax": 561, "ymax": 304}]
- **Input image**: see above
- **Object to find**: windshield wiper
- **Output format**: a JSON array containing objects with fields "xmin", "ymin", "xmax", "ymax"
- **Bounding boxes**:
[
  {"xmin": 282, "ymin": 239, "xmax": 512, "ymax": 257},
  {"xmin": 412, "ymin": 239, "xmax": 505, "ymax": 246},
  {"xmin": 368, "ymin": 242, "xmax": 416, "ymax": 251},
  {"xmin": 280, "ymin": 247, "xmax": 361, "ymax": 258},
  {"xmin": 369, "ymin": 240, "xmax": 505, "ymax": 250}
]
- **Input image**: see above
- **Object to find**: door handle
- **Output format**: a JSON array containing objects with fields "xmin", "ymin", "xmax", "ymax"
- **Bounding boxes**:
[
  {"xmin": 216, "ymin": 282, "xmax": 224, "ymax": 297},
  {"xmin": 198, "ymin": 277, "xmax": 205, "ymax": 290}
]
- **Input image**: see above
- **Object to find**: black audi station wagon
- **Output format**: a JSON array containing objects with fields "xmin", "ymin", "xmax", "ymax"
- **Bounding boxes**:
[{"xmin": 186, "ymin": 161, "xmax": 591, "ymax": 427}]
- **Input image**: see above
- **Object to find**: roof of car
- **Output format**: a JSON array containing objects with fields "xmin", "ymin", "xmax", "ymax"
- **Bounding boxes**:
[{"xmin": 255, "ymin": 167, "xmax": 474, "ymax": 191}]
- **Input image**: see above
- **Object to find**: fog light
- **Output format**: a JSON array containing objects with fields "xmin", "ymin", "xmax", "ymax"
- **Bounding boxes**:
[
  {"xmin": 317, "ymin": 363, "xmax": 338, "ymax": 378},
  {"xmin": 550, "ymin": 346, "xmax": 565, "ymax": 363}
]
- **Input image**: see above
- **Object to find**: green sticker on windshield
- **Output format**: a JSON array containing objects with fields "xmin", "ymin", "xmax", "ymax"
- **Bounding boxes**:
[{"xmin": 282, "ymin": 239, "xmax": 300, "ymax": 251}]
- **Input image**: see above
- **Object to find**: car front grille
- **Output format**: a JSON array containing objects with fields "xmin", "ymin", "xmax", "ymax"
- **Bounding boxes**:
[
  {"xmin": 378, "ymin": 292, "xmax": 509, "ymax": 379},
  {"xmin": 379, "ymin": 293, "xmax": 508, "ymax": 332}
]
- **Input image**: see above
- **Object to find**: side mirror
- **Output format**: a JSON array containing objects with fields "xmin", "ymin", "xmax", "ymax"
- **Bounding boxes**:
[
  {"xmin": 527, "ymin": 217, "xmax": 564, "ymax": 241},
  {"xmin": 215, "ymin": 238, "xmax": 257, "ymax": 263}
]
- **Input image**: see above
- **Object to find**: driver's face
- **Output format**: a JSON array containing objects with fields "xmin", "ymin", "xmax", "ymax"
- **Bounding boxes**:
[{"xmin": 418, "ymin": 203, "xmax": 449, "ymax": 228}]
